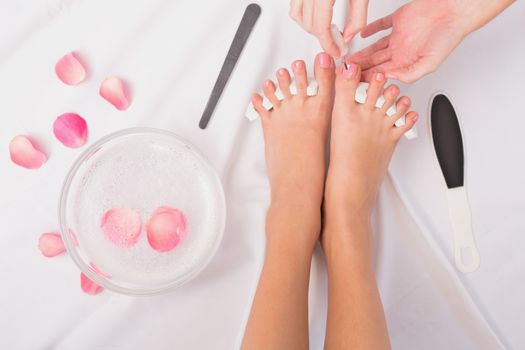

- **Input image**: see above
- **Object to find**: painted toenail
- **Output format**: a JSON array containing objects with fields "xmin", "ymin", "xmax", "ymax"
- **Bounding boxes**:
[
  {"xmin": 319, "ymin": 53, "xmax": 331, "ymax": 68},
  {"xmin": 391, "ymin": 86, "xmax": 399, "ymax": 95},
  {"xmin": 375, "ymin": 72, "xmax": 385, "ymax": 81},
  {"xmin": 343, "ymin": 63, "xmax": 356, "ymax": 79}
]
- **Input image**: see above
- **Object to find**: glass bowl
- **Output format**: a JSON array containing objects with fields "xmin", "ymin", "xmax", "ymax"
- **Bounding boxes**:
[{"xmin": 59, "ymin": 128, "xmax": 226, "ymax": 295}]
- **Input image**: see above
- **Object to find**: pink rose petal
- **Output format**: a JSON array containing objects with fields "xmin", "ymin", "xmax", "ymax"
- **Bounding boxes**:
[
  {"xmin": 80, "ymin": 272, "xmax": 103, "ymax": 295},
  {"xmin": 53, "ymin": 113, "xmax": 88, "ymax": 148},
  {"xmin": 55, "ymin": 52, "xmax": 86, "ymax": 85},
  {"xmin": 99, "ymin": 76, "xmax": 131, "ymax": 110},
  {"xmin": 147, "ymin": 206, "xmax": 187, "ymax": 253},
  {"xmin": 100, "ymin": 208, "xmax": 142, "ymax": 247},
  {"xmin": 38, "ymin": 232, "xmax": 65, "ymax": 257},
  {"xmin": 9, "ymin": 135, "xmax": 47, "ymax": 169}
]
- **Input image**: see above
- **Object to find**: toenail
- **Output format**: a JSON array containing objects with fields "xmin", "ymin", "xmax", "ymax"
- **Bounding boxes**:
[
  {"xmin": 264, "ymin": 80, "xmax": 273, "ymax": 89},
  {"xmin": 343, "ymin": 63, "xmax": 356, "ymax": 79},
  {"xmin": 293, "ymin": 61, "xmax": 303, "ymax": 70},
  {"xmin": 375, "ymin": 72, "xmax": 385, "ymax": 81},
  {"xmin": 403, "ymin": 97, "xmax": 411, "ymax": 105},
  {"xmin": 391, "ymin": 86, "xmax": 399, "ymax": 95},
  {"xmin": 319, "ymin": 53, "xmax": 331, "ymax": 68},
  {"xmin": 278, "ymin": 68, "xmax": 287, "ymax": 76}
]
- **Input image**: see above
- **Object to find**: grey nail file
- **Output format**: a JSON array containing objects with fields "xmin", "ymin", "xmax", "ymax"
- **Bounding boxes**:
[{"xmin": 199, "ymin": 3, "xmax": 261, "ymax": 129}]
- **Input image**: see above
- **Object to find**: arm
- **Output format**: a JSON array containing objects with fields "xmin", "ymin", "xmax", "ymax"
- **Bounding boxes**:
[{"xmin": 241, "ymin": 203, "xmax": 318, "ymax": 350}]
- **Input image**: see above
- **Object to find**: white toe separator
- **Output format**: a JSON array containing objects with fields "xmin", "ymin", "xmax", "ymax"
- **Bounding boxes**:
[{"xmin": 245, "ymin": 80, "xmax": 417, "ymax": 140}]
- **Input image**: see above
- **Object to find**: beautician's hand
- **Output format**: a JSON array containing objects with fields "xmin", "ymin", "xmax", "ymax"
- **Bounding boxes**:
[
  {"xmin": 289, "ymin": 0, "xmax": 370, "ymax": 57},
  {"xmin": 349, "ymin": 0, "xmax": 515, "ymax": 83}
]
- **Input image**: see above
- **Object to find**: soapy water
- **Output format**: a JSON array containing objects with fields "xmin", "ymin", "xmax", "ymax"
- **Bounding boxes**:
[{"xmin": 68, "ymin": 132, "xmax": 225, "ymax": 289}]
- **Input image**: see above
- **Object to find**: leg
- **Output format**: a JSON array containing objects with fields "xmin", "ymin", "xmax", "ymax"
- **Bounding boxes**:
[
  {"xmin": 241, "ymin": 52, "xmax": 335, "ymax": 350},
  {"xmin": 323, "ymin": 63, "xmax": 418, "ymax": 349}
]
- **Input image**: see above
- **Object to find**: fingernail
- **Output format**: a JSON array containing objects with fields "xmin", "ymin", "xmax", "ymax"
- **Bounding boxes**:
[
  {"xmin": 375, "ymin": 72, "xmax": 385, "ymax": 81},
  {"xmin": 319, "ymin": 53, "xmax": 331, "ymax": 68},
  {"xmin": 343, "ymin": 63, "xmax": 357, "ymax": 79}
]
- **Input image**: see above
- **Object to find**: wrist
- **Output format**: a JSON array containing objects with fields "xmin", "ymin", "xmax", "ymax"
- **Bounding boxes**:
[{"xmin": 449, "ymin": 0, "xmax": 515, "ymax": 35}]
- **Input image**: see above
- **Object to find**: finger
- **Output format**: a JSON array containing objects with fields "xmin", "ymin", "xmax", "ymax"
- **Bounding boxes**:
[
  {"xmin": 343, "ymin": 0, "xmax": 370, "ymax": 42},
  {"xmin": 385, "ymin": 58, "xmax": 439, "ymax": 84},
  {"xmin": 276, "ymin": 68, "xmax": 292, "ymax": 100},
  {"xmin": 252, "ymin": 93, "xmax": 271, "ymax": 119},
  {"xmin": 360, "ymin": 14, "xmax": 392, "ymax": 38},
  {"xmin": 354, "ymin": 48, "xmax": 391, "ymax": 71},
  {"xmin": 361, "ymin": 60, "xmax": 398, "ymax": 82},
  {"xmin": 318, "ymin": 31, "xmax": 341, "ymax": 57},
  {"xmin": 289, "ymin": 0, "xmax": 304, "ymax": 23},
  {"xmin": 393, "ymin": 111, "xmax": 418, "ymax": 140},
  {"xmin": 312, "ymin": 0, "xmax": 340, "ymax": 57},
  {"xmin": 262, "ymin": 80, "xmax": 281, "ymax": 108},
  {"xmin": 347, "ymin": 35, "xmax": 390, "ymax": 62},
  {"xmin": 302, "ymin": 0, "xmax": 314, "ymax": 32}
]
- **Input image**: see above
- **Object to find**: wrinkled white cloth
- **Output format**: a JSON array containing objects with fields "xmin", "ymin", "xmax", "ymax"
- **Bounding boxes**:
[{"xmin": 0, "ymin": 0, "xmax": 524, "ymax": 349}]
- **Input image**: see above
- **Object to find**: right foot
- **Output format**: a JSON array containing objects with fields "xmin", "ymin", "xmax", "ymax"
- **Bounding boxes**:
[
  {"xmin": 252, "ymin": 52, "xmax": 335, "ymax": 249},
  {"xmin": 324, "ymin": 63, "xmax": 418, "ymax": 232}
]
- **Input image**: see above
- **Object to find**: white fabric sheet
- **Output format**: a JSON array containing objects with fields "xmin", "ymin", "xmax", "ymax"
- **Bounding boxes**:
[{"xmin": 0, "ymin": 0, "xmax": 524, "ymax": 349}]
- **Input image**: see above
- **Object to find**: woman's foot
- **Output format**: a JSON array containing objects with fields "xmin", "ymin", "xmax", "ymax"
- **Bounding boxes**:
[
  {"xmin": 252, "ymin": 52, "xmax": 335, "ymax": 249},
  {"xmin": 324, "ymin": 63, "xmax": 418, "ymax": 241}
]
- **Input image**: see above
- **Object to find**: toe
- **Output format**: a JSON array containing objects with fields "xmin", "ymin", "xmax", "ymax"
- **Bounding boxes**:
[
  {"xmin": 365, "ymin": 72, "xmax": 386, "ymax": 109},
  {"xmin": 292, "ymin": 60, "xmax": 308, "ymax": 98},
  {"xmin": 314, "ymin": 52, "xmax": 335, "ymax": 99},
  {"xmin": 390, "ymin": 96, "xmax": 411, "ymax": 125},
  {"xmin": 335, "ymin": 62, "xmax": 361, "ymax": 100},
  {"xmin": 252, "ymin": 93, "xmax": 270, "ymax": 119},
  {"xmin": 276, "ymin": 68, "xmax": 292, "ymax": 99},
  {"xmin": 380, "ymin": 84, "xmax": 400, "ymax": 113},
  {"xmin": 263, "ymin": 80, "xmax": 281, "ymax": 109},
  {"xmin": 393, "ymin": 111, "xmax": 418, "ymax": 140}
]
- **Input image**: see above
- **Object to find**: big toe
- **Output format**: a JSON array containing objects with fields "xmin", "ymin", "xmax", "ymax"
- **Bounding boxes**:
[
  {"xmin": 334, "ymin": 62, "xmax": 361, "ymax": 107},
  {"xmin": 314, "ymin": 52, "xmax": 335, "ymax": 99}
]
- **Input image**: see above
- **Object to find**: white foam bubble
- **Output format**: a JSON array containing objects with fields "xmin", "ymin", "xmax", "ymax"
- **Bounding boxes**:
[{"xmin": 68, "ymin": 132, "xmax": 224, "ymax": 289}]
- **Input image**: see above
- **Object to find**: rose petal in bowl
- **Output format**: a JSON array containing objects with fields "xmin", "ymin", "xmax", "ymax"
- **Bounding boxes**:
[
  {"xmin": 99, "ymin": 77, "xmax": 131, "ymax": 110},
  {"xmin": 55, "ymin": 52, "xmax": 86, "ymax": 85},
  {"xmin": 100, "ymin": 208, "xmax": 142, "ymax": 247},
  {"xmin": 80, "ymin": 272, "xmax": 103, "ymax": 295},
  {"xmin": 147, "ymin": 206, "xmax": 187, "ymax": 253},
  {"xmin": 38, "ymin": 232, "xmax": 65, "ymax": 257},
  {"xmin": 9, "ymin": 135, "xmax": 47, "ymax": 169},
  {"xmin": 53, "ymin": 113, "xmax": 88, "ymax": 148}
]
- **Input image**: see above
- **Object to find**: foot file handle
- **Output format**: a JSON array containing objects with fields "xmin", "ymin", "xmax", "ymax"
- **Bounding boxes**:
[{"xmin": 446, "ymin": 186, "xmax": 481, "ymax": 273}]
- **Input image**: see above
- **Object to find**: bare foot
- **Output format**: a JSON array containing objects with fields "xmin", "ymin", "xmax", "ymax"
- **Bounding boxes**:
[
  {"xmin": 325, "ymin": 63, "xmax": 418, "ymax": 230},
  {"xmin": 252, "ymin": 52, "xmax": 335, "ymax": 249}
]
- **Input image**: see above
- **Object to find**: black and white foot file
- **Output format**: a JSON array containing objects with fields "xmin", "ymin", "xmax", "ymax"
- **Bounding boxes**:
[
  {"xmin": 431, "ymin": 93, "xmax": 480, "ymax": 273},
  {"xmin": 199, "ymin": 3, "xmax": 261, "ymax": 129}
]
